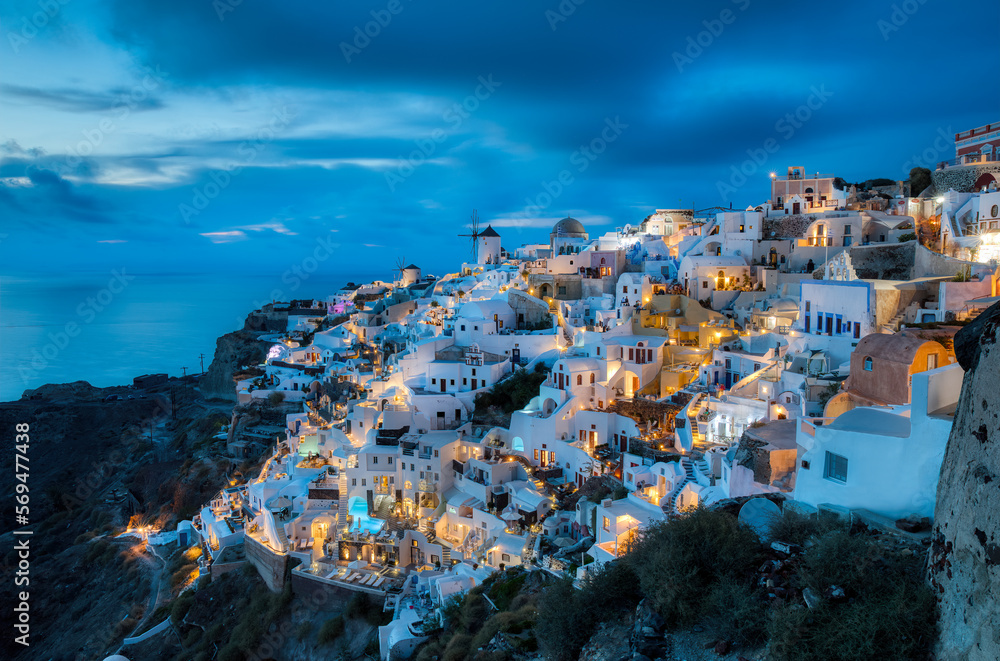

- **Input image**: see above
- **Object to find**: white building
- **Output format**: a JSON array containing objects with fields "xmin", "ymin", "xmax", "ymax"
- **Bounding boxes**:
[{"xmin": 793, "ymin": 363, "xmax": 963, "ymax": 519}]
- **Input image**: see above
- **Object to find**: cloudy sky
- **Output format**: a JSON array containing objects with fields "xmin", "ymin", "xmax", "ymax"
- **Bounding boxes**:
[{"xmin": 1, "ymin": 0, "xmax": 996, "ymax": 276}]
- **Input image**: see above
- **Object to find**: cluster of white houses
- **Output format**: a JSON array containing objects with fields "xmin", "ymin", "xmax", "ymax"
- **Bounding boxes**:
[{"xmin": 189, "ymin": 143, "xmax": 1000, "ymax": 658}]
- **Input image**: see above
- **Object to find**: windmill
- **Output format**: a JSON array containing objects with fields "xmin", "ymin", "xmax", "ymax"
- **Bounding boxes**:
[
  {"xmin": 457, "ymin": 209, "xmax": 482, "ymax": 263},
  {"xmin": 394, "ymin": 256, "xmax": 406, "ymax": 285}
]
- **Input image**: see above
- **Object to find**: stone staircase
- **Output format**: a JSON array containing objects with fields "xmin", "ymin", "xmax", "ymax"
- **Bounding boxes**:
[
  {"xmin": 661, "ymin": 457, "xmax": 696, "ymax": 515},
  {"xmin": 274, "ymin": 521, "xmax": 290, "ymax": 552},
  {"xmin": 882, "ymin": 310, "xmax": 905, "ymax": 333},
  {"xmin": 337, "ymin": 467, "xmax": 349, "ymax": 531}
]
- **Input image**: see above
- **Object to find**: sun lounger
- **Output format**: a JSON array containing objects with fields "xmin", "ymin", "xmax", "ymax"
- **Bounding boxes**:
[{"xmin": 373, "ymin": 576, "xmax": 386, "ymax": 588}]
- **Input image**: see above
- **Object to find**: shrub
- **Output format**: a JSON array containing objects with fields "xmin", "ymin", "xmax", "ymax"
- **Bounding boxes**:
[
  {"xmin": 473, "ymin": 366, "xmax": 550, "ymax": 418},
  {"xmin": 268, "ymin": 391, "xmax": 285, "ymax": 405},
  {"xmin": 536, "ymin": 562, "xmax": 641, "ymax": 661},
  {"xmin": 898, "ymin": 232, "xmax": 917, "ymax": 243},
  {"xmin": 769, "ymin": 530, "xmax": 937, "ymax": 661},
  {"xmin": 768, "ymin": 508, "xmax": 844, "ymax": 546},
  {"xmin": 442, "ymin": 633, "xmax": 472, "ymax": 661},
  {"xmin": 702, "ymin": 579, "xmax": 768, "ymax": 647},
  {"xmin": 626, "ymin": 507, "xmax": 762, "ymax": 625}
]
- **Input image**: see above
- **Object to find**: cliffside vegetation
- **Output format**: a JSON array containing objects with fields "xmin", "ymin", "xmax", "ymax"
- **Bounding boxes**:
[
  {"xmin": 473, "ymin": 363, "xmax": 551, "ymax": 427},
  {"xmin": 414, "ymin": 507, "xmax": 937, "ymax": 661}
]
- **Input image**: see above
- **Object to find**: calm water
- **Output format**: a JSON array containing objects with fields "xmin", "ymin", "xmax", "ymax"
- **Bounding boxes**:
[{"xmin": 0, "ymin": 271, "xmax": 382, "ymax": 402}]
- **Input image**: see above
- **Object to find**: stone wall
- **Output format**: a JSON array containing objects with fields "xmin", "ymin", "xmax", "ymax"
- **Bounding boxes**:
[
  {"xmin": 244, "ymin": 534, "xmax": 289, "ymax": 592},
  {"xmin": 849, "ymin": 242, "xmax": 917, "ymax": 280},
  {"xmin": 931, "ymin": 163, "xmax": 1000, "ymax": 193},
  {"xmin": 929, "ymin": 301, "xmax": 1000, "ymax": 660}
]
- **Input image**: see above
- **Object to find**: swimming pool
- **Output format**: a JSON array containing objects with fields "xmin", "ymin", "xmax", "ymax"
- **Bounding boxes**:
[{"xmin": 348, "ymin": 496, "xmax": 386, "ymax": 534}]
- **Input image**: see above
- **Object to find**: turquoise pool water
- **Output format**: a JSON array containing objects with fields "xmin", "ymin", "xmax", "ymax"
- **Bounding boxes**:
[{"xmin": 348, "ymin": 496, "xmax": 385, "ymax": 534}]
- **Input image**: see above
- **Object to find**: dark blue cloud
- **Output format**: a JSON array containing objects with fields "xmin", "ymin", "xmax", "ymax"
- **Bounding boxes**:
[{"xmin": 1, "ymin": 0, "xmax": 997, "ymax": 276}]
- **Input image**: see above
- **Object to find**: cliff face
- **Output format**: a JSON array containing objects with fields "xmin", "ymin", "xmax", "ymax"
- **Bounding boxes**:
[
  {"xmin": 201, "ymin": 330, "xmax": 269, "ymax": 400},
  {"xmin": 930, "ymin": 301, "xmax": 1000, "ymax": 660}
]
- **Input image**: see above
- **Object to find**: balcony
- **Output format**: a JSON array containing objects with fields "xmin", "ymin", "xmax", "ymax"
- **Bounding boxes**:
[{"xmin": 417, "ymin": 479, "xmax": 437, "ymax": 493}]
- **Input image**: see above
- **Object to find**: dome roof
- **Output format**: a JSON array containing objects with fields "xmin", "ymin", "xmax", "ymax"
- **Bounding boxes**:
[{"xmin": 552, "ymin": 216, "xmax": 587, "ymax": 236}]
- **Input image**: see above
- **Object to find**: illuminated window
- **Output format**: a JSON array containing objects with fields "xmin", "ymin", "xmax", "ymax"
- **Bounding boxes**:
[{"xmin": 602, "ymin": 516, "xmax": 610, "ymax": 531}]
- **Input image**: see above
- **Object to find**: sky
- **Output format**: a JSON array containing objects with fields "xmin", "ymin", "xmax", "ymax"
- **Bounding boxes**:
[{"xmin": 0, "ymin": 0, "xmax": 997, "ymax": 278}]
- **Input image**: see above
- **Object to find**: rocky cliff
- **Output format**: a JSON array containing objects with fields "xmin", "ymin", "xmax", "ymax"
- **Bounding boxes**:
[
  {"xmin": 200, "ymin": 330, "xmax": 269, "ymax": 400},
  {"xmin": 930, "ymin": 301, "xmax": 1000, "ymax": 660}
]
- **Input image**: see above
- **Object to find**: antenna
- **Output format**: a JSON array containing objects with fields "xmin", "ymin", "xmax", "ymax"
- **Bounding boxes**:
[{"xmin": 457, "ymin": 209, "xmax": 481, "ymax": 262}]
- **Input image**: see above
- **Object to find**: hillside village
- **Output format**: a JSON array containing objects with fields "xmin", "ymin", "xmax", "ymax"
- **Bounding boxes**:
[{"xmin": 175, "ymin": 126, "xmax": 1000, "ymax": 660}]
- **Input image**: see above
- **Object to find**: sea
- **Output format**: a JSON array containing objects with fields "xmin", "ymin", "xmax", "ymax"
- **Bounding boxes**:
[{"xmin": 0, "ymin": 271, "xmax": 384, "ymax": 402}]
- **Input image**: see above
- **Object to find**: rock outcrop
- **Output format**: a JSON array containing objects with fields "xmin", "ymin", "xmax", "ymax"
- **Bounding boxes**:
[
  {"xmin": 929, "ymin": 301, "xmax": 1000, "ymax": 660},
  {"xmin": 200, "ymin": 330, "xmax": 269, "ymax": 400}
]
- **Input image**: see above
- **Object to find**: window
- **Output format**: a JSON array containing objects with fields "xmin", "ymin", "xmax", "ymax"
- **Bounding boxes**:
[
  {"xmin": 927, "ymin": 353, "xmax": 938, "ymax": 370},
  {"xmin": 460, "ymin": 325, "xmax": 465, "ymax": 331},
  {"xmin": 388, "ymin": 457, "xmax": 393, "ymax": 464},
  {"xmin": 590, "ymin": 373, "xmax": 595, "ymax": 384},
  {"xmin": 450, "ymin": 379, "xmax": 455, "ymax": 385},
  {"xmin": 863, "ymin": 356, "xmax": 873, "ymax": 371},
  {"xmin": 576, "ymin": 374, "xmax": 582, "ymax": 385},
  {"xmin": 702, "ymin": 281, "xmax": 708, "ymax": 288},
  {"xmin": 435, "ymin": 450, "xmax": 439, "ymax": 457},
  {"xmin": 824, "ymin": 452, "xmax": 848, "ymax": 483},
  {"xmin": 361, "ymin": 479, "xmax": 366, "ymax": 486},
  {"xmin": 431, "ymin": 378, "xmax": 437, "ymax": 384},
  {"xmin": 352, "ymin": 478, "xmax": 357, "ymax": 486},
  {"xmin": 805, "ymin": 301, "xmax": 810, "ymax": 312},
  {"xmin": 502, "ymin": 553, "xmax": 511, "ymax": 562},
  {"xmin": 844, "ymin": 224, "xmax": 851, "ymax": 234},
  {"xmin": 558, "ymin": 286, "xmax": 567, "ymax": 295},
  {"xmin": 602, "ymin": 516, "xmax": 610, "ymax": 531},
  {"xmin": 372, "ymin": 456, "xmax": 378, "ymax": 464}
]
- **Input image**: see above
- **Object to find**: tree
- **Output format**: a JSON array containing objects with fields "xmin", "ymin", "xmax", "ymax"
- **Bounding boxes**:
[{"xmin": 908, "ymin": 167, "xmax": 931, "ymax": 197}]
